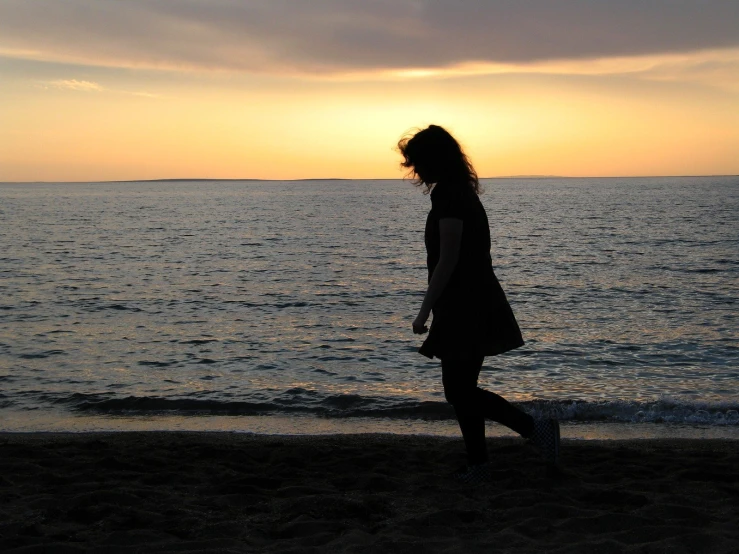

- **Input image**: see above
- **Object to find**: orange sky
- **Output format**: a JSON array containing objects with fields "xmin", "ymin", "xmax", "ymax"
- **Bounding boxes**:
[{"xmin": 1, "ymin": 2, "xmax": 738, "ymax": 181}]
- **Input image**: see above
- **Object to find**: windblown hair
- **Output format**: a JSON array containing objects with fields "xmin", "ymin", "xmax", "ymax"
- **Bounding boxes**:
[{"xmin": 397, "ymin": 125, "xmax": 480, "ymax": 194}]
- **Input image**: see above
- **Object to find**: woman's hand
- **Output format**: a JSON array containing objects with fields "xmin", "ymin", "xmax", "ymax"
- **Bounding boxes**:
[{"xmin": 413, "ymin": 310, "xmax": 430, "ymax": 334}]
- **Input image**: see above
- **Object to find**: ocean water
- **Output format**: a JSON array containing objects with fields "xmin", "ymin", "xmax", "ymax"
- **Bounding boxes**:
[{"xmin": 1, "ymin": 177, "xmax": 737, "ymax": 437}]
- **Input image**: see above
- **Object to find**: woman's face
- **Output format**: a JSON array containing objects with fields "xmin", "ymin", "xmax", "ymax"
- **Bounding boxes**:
[{"xmin": 413, "ymin": 161, "xmax": 437, "ymax": 185}]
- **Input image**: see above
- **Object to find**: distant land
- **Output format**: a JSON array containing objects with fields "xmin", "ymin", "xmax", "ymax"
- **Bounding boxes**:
[{"xmin": 498, "ymin": 175, "xmax": 565, "ymax": 179}]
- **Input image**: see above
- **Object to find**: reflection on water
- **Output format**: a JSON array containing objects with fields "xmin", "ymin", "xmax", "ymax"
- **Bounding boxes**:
[{"xmin": 1, "ymin": 177, "xmax": 737, "ymax": 428}]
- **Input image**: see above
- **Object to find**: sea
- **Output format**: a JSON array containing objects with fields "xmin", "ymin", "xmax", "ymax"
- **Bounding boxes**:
[{"xmin": 1, "ymin": 177, "xmax": 737, "ymax": 439}]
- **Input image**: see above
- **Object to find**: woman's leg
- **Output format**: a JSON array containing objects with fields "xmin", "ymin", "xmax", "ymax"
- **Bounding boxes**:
[
  {"xmin": 441, "ymin": 356, "xmax": 488, "ymax": 465},
  {"xmin": 442, "ymin": 357, "xmax": 535, "ymax": 465},
  {"xmin": 474, "ymin": 387, "xmax": 534, "ymax": 438}
]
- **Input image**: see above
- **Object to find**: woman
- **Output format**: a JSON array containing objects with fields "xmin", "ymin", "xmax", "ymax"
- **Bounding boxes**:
[{"xmin": 398, "ymin": 125, "xmax": 560, "ymax": 482}]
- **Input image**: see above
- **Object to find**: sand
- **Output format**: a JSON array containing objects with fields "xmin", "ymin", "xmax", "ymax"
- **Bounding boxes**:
[{"xmin": 0, "ymin": 432, "xmax": 737, "ymax": 553}]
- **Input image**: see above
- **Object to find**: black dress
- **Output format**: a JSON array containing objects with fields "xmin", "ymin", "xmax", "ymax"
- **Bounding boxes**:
[{"xmin": 418, "ymin": 180, "xmax": 525, "ymax": 360}]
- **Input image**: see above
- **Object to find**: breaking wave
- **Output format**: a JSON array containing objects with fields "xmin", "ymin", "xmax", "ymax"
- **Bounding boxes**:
[{"xmin": 47, "ymin": 391, "xmax": 739, "ymax": 426}]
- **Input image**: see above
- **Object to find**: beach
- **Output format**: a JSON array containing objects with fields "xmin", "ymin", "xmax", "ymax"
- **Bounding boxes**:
[{"xmin": 1, "ymin": 432, "xmax": 737, "ymax": 553}]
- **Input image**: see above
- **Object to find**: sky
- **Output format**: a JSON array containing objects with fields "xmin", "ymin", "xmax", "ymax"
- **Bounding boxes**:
[{"xmin": 1, "ymin": 0, "xmax": 738, "ymax": 181}]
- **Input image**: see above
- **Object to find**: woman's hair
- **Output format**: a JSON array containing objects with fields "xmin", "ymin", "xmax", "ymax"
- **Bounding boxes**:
[{"xmin": 397, "ymin": 125, "xmax": 480, "ymax": 194}]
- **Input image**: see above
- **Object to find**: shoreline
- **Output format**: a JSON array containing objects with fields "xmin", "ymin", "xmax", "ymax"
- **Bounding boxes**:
[
  {"xmin": 2, "ymin": 432, "xmax": 737, "ymax": 553},
  {"xmin": 3, "ymin": 429, "xmax": 739, "ymax": 446},
  {"xmin": 2, "ymin": 411, "xmax": 738, "ymax": 441}
]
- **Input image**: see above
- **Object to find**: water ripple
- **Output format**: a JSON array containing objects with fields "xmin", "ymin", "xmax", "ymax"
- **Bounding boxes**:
[{"xmin": 1, "ymin": 177, "xmax": 737, "ymax": 425}]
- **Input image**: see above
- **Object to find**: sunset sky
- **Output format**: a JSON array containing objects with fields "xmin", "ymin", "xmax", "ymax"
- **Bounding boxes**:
[{"xmin": 1, "ymin": 1, "xmax": 738, "ymax": 181}]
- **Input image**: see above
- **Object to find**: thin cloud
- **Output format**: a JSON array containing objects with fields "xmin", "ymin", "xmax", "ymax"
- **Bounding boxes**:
[
  {"xmin": 48, "ymin": 79, "xmax": 104, "ymax": 92},
  {"xmin": 126, "ymin": 91, "xmax": 163, "ymax": 99},
  {"xmin": 350, "ymin": 48, "xmax": 739, "ymax": 90},
  {"xmin": 1, "ymin": 0, "xmax": 738, "ymax": 76},
  {"xmin": 40, "ymin": 79, "xmax": 163, "ymax": 98}
]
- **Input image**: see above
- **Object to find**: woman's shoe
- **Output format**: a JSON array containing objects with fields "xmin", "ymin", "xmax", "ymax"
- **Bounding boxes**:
[{"xmin": 530, "ymin": 418, "xmax": 560, "ymax": 466}]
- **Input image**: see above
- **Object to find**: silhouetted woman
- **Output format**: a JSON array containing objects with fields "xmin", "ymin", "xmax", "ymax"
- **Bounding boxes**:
[{"xmin": 398, "ymin": 125, "xmax": 560, "ymax": 482}]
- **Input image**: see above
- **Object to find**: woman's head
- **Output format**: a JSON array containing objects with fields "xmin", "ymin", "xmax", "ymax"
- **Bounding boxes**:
[{"xmin": 397, "ymin": 125, "xmax": 480, "ymax": 194}]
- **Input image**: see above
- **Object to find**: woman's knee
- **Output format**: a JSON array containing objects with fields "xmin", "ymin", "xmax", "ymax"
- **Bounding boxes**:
[
  {"xmin": 441, "ymin": 357, "xmax": 482, "ymax": 405},
  {"xmin": 442, "ymin": 380, "xmax": 476, "ymax": 406}
]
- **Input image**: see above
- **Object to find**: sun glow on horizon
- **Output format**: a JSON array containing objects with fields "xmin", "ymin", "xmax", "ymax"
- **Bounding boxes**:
[{"xmin": 1, "ymin": 48, "xmax": 738, "ymax": 181}]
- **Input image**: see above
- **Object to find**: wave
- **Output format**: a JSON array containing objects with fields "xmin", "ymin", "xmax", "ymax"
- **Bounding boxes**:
[{"xmin": 48, "ymin": 391, "xmax": 739, "ymax": 426}]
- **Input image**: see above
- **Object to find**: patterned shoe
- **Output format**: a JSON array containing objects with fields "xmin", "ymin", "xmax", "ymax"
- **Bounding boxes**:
[
  {"xmin": 530, "ymin": 418, "xmax": 560, "ymax": 466},
  {"xmin": 450, "ymin": 462, "xmax": 491, "ymax": 484}
]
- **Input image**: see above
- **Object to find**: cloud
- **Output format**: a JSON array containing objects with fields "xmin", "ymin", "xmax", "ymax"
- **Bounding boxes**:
[
  {"xmin": 1, "ymin": 0, "xmax": 738, "ymax": 77},
  {"xmin": 344, "ymin": 48, "xmax": 739, "ymax": 93},
  {"xmin": 127, "ymin": 91, "xmax": 163, "ymax": 99},
  {"xmin": 48, "ymin": 79, "xmax": 104, "ymax": 92},
  {"xmin": 39, "ymin": 78, "xmax": 163, "ymax": 98}
]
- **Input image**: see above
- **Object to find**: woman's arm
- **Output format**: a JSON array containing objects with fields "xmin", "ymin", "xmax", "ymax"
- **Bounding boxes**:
[{"xmin": 413, "ymin": 218, "xmax": 463, "ymax": 334}]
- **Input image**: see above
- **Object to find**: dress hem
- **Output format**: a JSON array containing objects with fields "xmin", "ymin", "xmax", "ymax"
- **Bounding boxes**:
[{"xmin": 418, "ymin": 338, "xmax": 525, "ymax": 360}]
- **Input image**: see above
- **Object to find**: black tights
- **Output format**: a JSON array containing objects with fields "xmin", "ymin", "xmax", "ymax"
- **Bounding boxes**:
[{"xmin": 442, "ymin": 356, "xmax": 534, "ymax": 465}]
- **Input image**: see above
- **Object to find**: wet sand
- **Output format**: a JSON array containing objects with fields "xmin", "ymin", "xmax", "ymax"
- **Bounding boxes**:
[{"xmin": 1, "ymin": 432, "xmax": 737, "ymax": 553}]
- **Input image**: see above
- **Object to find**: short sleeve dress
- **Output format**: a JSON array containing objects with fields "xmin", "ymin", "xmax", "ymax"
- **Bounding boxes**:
[{"xmin": 419, "ymin": 180, "xmax": 525, "ymax": 360}]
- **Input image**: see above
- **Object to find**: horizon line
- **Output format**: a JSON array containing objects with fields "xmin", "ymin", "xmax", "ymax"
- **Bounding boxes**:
[{"xmin": 1, "ymin": 174, "xmax": 738, "ymax": 184}]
